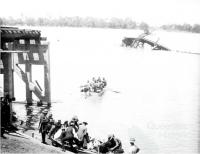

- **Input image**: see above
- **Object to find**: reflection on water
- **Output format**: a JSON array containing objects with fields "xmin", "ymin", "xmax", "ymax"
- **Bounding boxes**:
[{"xmin": 13, "ymin": 103, "xmax": 51, "ymax": 132}]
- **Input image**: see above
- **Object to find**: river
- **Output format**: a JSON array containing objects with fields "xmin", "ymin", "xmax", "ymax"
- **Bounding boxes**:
[{"xmin": 12, "ymin": 27, "xmax": 200, "ymax": 154}]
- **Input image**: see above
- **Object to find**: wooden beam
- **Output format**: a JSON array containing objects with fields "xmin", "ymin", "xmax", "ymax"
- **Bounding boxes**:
[
  {"xmin": 40, "ymin": 37, "xmax": 47, "ymax": 41},
  {"xmin": 0, "ymin": 50, "xmax": 29, "ymax": 53}
]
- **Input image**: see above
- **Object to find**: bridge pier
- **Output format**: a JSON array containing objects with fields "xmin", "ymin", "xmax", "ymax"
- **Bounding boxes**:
[
  {"xmin": 1, "ymin": 26, "xmax": 51, "ymax": 105},
  {"xmin": 1, "ymin": 52, "xmax": 14, "ymax": 98},
  {"xmin": 25, "ymin": 62, "xmax": 32, "ymax": 104}
]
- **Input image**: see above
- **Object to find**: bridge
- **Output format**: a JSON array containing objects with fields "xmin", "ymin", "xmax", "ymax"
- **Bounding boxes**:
[
  {"xmin": 0, "ymin": 26, "xmax": 51, "ymax": 105},
  {"xmin": 122, "ymin": 36, "xmax": 170, "ymax": 51}
]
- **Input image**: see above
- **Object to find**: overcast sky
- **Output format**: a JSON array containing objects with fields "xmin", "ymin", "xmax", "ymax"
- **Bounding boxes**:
[{"xmin": 1, "ymin": 0, "xmax": 200, "ymax": 26}]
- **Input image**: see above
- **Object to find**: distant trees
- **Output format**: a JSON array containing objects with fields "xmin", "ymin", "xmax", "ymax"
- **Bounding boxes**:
[
  {"xmin": 0, "ymin": 16, "xmax": 200, "ymax": 33},
  {"xmin": 161, "ymin": 23, "xmax": 200, "ymax": 33},
  {"xmin": 0, "ymin": 16, "xmax": 139, "ymax": 29},
  {"xmin": 139, "ymin": 22, "xmax": 149, "ymax": 31},
  {"xmin": 192, "ymin": 24, "xmax": 200, "ymax": 33}
]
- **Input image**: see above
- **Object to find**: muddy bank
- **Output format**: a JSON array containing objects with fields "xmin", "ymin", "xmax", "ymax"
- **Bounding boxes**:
[{"xmin": 1, "ymin": 132, "xmax": 73, "ymax": 154}]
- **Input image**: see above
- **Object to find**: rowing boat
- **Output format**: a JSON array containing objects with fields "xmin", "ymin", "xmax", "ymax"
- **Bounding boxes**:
[{"xmin": 50, "ymin": 137, "xmax": 97, "ymax": 154}]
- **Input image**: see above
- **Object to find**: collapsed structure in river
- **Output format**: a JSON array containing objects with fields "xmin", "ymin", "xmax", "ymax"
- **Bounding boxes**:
[{"xmin": 122, "ymin": 36, "xmax": 170, "ymax": 51}]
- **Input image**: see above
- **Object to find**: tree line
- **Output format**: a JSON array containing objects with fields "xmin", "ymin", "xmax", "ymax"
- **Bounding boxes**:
[
  {"xmin": 0, "ymin": 16, "xmax": 200, "ymax": 33},
  {"xmin": 161, "ymin": 23, "xmax": 200, "ymax": 33}
]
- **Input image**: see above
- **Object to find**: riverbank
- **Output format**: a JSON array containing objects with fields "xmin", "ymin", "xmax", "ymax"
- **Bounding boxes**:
[{"xmin": 1, "ymin": 132, "xmax": 73, "ymax": 154}]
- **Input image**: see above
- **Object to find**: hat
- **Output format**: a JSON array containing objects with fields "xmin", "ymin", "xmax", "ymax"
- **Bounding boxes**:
[
  {"xmin": 42, "ymin": 109, "xmax": 48, "ymax": 113},
  {"xmin": 50, "ymin": 119, "xmax": 54, "ymax": 123},
  {"xmin": 72, "ymin": 115, "xmax": 78, "ymax": 121},
  {"xmin": 130, "ymin": 138, "xmax": 135, "ymax": 143},
  {"xmin": 108, "ymin": 134, "xmax": 114, "ymax": 140},
  {"xmin": 70, "ymin": 121, "xmax": 75, "ymax": 126},
  {"xmin": 82, "ymin": 121, "xmax": 88, "ymax": 125}
]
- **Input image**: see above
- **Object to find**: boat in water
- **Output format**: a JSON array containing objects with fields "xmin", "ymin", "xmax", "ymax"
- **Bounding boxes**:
[
  {"xmin": 80, "ymin": 77, "xmax": 107, "ymax": 98},
  {"xmin": 50, "ymin": 128, "xmax": 124, "ymax": 154},
  {"xmin": 49, "ymin": 129, "xmax": 100, "ymax": 154}
]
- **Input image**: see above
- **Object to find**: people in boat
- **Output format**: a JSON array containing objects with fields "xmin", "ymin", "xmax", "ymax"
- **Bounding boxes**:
[
  {"xmin": 47, "ymin": 113, "xmax": 53, "ymax": 121},
  {"xmin": 60, "ymin": 121, "xmax": 80, "ymax": 151},
  {"xmin": 81, "ymin": 77, "xmax": 107, "ymax": 95},
  {"xmin": 102, "ymin": 77, "xmax": 107, "ymax": 88},
  {"xmin": 81, "ymin": 84, "xmax": 91, "ymax": 96},
  {"xmin": 107, "ymin": 134, "xmax": 123, "ymax": 153},
  {"xmin": 38, "ymin": 109, "xmax": 49, "ymax": 144},
  {"xmin": 46, "ymin": 118, "xmax": 55, "ymax": 134},
  {"xmin": 77, "ymin": 121, "xmax": 90, "ymax": 149},
  {"xmin": 69, "ymin": 115, "xmax": 79, "ymax": 132},
  {"xmin": 63, "ymin": 120, "xmax": 69, "ymax": 128},
  {"xmin": 92, "ymin": 77, "xmax": 96, "ymax": 83},
  {"xmin": 48, "ymin": 120, "xmax": 62, "ymax": 139},
  {"xmin": 57, "ymin": 123, "xmax": 68, "ymax": 141},
  {"xmin": 128, "ymin": 138, "xmax": 140, "ymax": 154},
  {"xmin": 97, "ymin": 77, "xmax": 102, "ymax": 83},
  {"xmin": 99, "ymin": 134, "xmax": 124, "ymax": 153}
]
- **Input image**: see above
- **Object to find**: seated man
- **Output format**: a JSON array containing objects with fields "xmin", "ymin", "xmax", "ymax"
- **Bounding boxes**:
[
  {"xmin": 48, "ymin": 120, "xmax": 62, "ymax": 139},
  {"xmin": 60, "ymin": 121, "xmax": 80, "ymax": 151},
  {"xmin": 102, "ymin": 77, "xmax": 107, "ymax": 88},
  {"xmin": 77, "ymin": 122, "xmax": 90, "ymax": 149},
  {"xmin": 69, "ymin": 116, "xmax": 79, "ymax": 132},
  {"xmin": 99, "ymin": 134, "xmax": 124, "ymax": 153}
]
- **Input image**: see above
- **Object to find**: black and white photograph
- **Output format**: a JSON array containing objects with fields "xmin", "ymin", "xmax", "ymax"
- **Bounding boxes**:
[{"xmin": 0, "ymin": 0, "xmax": 200, "ymax": 153}]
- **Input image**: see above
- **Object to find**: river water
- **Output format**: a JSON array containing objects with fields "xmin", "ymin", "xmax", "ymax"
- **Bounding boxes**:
[{"xmin": 12, "ymin": 27, "xmax": 200, "ymax": 154}]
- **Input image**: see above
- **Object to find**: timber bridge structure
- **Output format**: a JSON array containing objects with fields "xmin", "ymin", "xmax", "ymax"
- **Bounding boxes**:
[
  {"xmin": 122, "ymin": 36, "xmax": 170, "ymax": 51},
  {"xmin": 0, "ymin": 26, "xmax": 51, "ymax": 105}
]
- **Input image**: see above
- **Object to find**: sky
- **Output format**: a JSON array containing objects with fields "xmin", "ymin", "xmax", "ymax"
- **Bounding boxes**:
[{"xmin": 0, "ymin": 0, "xmax": 200, "ymax": 26}]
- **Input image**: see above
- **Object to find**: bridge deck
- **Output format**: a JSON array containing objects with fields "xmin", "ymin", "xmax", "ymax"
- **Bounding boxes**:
[{"xmin": 122, "ymin": 37, "xmax": 170, "ymax": 51}]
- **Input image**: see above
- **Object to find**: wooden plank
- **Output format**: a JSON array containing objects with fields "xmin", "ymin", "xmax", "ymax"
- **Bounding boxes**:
[
  {"xmin": 141, "ymin": 38, "xmax": 170, "ymax": 51},
  {"xmin": 0, "ymin": 50, "xmax": 29, "ymax": 53},
  {"xmin": 40, "ymin": 37, "xmax": 47, "ymax": 41},
  {"xmin": 51, "ymin": 138, "xmax": 97, "ymax": 154}
]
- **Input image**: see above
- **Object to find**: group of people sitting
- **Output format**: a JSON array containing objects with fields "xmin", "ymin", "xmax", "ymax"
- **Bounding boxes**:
[
  {"xmin": 55, "ymin": 116, "xmax": 90, "ymax": 152},
  {"xmin": 38, "ymin": 111, "xmax": 89, "ymax": 152},
  {"xmin": 91, "ymin": 135, "xmax": 139, "ymax": 154},
  {"xmin": 80, "ymin": 77, "xmax": 107, "ymax": 96}
]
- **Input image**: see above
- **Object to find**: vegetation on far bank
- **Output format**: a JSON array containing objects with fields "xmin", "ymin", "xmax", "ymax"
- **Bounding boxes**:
[{"xmin": 1, "ymin": 16, "xmax": 200, "ymax": 33}]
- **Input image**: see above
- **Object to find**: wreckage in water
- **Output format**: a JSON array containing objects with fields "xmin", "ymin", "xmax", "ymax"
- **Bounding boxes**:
[{"xmin": 122, "ymin": 37, "xmax": 170, "ymax": 51}]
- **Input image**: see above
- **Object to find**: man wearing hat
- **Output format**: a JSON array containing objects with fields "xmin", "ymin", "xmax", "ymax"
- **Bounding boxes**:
[
  {"xmin": 69, "ymin": 115, "xmax": 79, "ymax": 132},
  {"xmin": 107, "ymin": 134, "xmax": 123, "ymax": 153},
  {"xmin": 38, "ymin": 109, "xmax": 49, "ymax": 144},
  {"xmin": 48, "ymin": 120, "xmax": 62, "ymax": 139},
  {"xmin": 99, "ymin": 134, "xmax": 124, "ymax": 153},
  {"xmin": 129, "ymin": 138, "xmax": 140, "ymax": 154},
  {"xmin": 61, "ymin": 121, "xmax": 80, "ymax": 151},
  {"xmin": 77, "ymin": 121, "xmax": 89, "ymax": 149}
]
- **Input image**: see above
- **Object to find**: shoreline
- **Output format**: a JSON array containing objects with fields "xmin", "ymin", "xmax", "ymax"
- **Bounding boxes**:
[{"xmin": 1, "ymin": 130, "xmax": 73, "ymax": 154}]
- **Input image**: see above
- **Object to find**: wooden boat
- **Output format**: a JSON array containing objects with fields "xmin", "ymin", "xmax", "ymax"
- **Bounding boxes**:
[
  {"xmin": 50, "ymin": 138, "xmax": 97, "ymax": 154},
  {"xmin": 81, "ymin": 87, "xmax": 106, "ymax": 99},
  {"xmin": 47, "ymin": 129, "xmax": 97, "ymax": 154}
]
